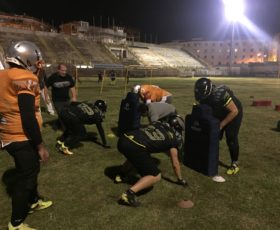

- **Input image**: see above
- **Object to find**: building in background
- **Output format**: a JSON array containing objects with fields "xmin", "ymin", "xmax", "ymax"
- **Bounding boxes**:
[{"xmin": 0, "ymin": 11, "xmax": 54, "ymax": 32}]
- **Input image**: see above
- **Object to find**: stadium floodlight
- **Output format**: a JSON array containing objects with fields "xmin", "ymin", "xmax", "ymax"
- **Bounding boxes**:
[
  {"xmin": 223, "ymin": 0, "xmax": 245, "ymax": 75},
  {"xmin": 223, "ymin": 0, "xmax": 245, "ymax": 23}
]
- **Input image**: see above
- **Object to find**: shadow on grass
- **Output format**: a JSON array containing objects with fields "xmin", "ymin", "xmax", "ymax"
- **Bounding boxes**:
[
  {"xmin": 111, "ymin": 127, "xmax": 119, "ymax": 137},
  {"xmin": 270, "ymin": 128, "xmax": 279, "ymax": 132},
  {"xmin": 85, "ymin": 132, "xmax": 112, "ymax": 148},
  {"xmin": 43, "ymin": 119, "xmax": 61, "ymax": 130},
  {"xmin": 104, "ymin": 165, "xmax": 155, "ymax": 196},
  {"xmin": 84, "ymin": 132, "xmax": 98, "ymax": 142},
  {"xmin": 162, "ymin": 175, "xmax": 180, "ymax": 185},
  {"xmin": 162, "ymin": 175, "xmax": 190, "ymax": 188},
  {"xmin": 104, "ymin": 165, "xmax": 139, "ymax": 185},
  {"xmin": 218, "ymin": 161, "xmax": 229, "ymax": 169},
  {"xmin": 1, "ymin": 167, "xmax": 17, "ymax": 197}
]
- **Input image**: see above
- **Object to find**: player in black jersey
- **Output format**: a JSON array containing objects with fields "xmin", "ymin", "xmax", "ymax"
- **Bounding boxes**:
[
  {"xmin": 56, "ymin": 99, "xmax": 110, "ymax": 155},
  {"xmin": 116, "ymin": 115, "xmax": 187, "ymax": 207},
  {"xmin": 194, "ymin": 77, "xmax": 243, "ymax": 175}
]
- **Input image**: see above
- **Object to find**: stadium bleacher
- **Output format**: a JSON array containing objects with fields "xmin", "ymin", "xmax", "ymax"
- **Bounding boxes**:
[{"xmin": 0, "ymin": 26, "xmax": 206, "ymax": 77}]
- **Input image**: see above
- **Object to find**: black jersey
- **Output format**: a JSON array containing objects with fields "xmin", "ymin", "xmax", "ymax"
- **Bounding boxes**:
[
  {"xmin": 123, "ymin": 122, "xmax": 180, "ymax": 153},
  {"xmin": 204, "ymin": 85, "xmax": 242, "ymax": 120},
  {"xmin": 67, "ymin": 102, "xmax": 103, "ymax": 124},
  {"xmin": 46, "ymin": 73, "xmax": 75, "ymax": 102}
]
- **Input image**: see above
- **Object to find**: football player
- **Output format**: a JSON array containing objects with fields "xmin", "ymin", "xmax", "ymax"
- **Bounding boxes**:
[
  {"xmin": 56, "ymin": 99, "xmax": 110, "ymax": 155},
  {"xmin": 194, "ymin": 77, "xmax": 243, "ymax": 175},
  {"xmin": 0, "ymin": 41, "xmax": 52, "ymax": 230},
  {"xmin": 133, "ymin": 84, "xmax": 172, "ymax": 104},
  {"xmin": 117, "ymin": 115, "xmax": 187, "ymax": 207}
]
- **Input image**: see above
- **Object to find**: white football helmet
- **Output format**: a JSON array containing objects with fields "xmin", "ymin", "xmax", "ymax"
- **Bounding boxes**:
[{"xmin": 5, "ymin": 41, "xmax": 43, "ymax": 73}]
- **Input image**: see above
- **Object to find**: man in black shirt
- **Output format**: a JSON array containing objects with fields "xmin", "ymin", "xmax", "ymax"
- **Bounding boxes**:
[
  {"xmin": 194, "ymin": 77, "xmax": 243, "ymax": 175},
  {"xmin": 56, "ymin": 99, "xmax": 110, "ymax": 155},
  {"xmin": 117, "ymin": 115, "xmax": 187, "ymax": 207},
  {"xmin": 46, "ymin": 64, "xmax": 77, "ymax": 114}
]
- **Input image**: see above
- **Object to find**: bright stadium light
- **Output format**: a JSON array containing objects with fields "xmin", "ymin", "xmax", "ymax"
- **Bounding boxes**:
[
  {"xmin": 223, "ymin": 0, "xmax": 245, "ymax": 22},
  {"xmin": 223, "ymin": 0, "xmax": 245, "ymax": 75}
]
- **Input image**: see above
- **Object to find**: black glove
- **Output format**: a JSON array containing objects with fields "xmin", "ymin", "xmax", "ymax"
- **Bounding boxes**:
[{"xmin": 177, "ymin": 178, "xmax": 188, "ymax": 187}]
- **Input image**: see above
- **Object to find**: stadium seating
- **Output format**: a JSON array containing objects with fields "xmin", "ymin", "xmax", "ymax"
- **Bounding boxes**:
[{"xmin": 0, "ymin": 26, "xmax": 206, "ymax": 75}]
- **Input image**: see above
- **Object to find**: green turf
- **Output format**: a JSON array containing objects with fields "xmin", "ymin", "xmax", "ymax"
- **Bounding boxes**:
[{"xmin": 1, "ymin": 77, "xmax": 280, "ymax": 230}]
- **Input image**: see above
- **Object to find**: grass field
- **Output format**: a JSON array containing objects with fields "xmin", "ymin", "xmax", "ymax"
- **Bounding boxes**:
[{"xmin": 0, "ymin": 77, "xmax": 280, "ymax": 230}]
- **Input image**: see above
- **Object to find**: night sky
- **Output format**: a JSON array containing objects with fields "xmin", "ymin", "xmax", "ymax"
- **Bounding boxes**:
[{"xmin": 1, "ymin": 0, "xmax": 280, "ymax": 43}]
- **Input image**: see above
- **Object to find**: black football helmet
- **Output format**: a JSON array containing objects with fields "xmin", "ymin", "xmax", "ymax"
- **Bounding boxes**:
[
  {"xmin": 168, "ymin": 115, "xmax": 185, "ymax": 134},
  {"xmin": 94, "ymin": 100, "xmax": 107, "ymax": 113},
  {"xmin": 194, "ymin": 77, "xmax": 213, "ymax": 102}
]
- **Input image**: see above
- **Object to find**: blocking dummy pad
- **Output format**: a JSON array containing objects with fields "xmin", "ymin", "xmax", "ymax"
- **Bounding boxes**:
[{"xmin": 184, "ymin": 104, "xmax": 220, "ymax": 176}]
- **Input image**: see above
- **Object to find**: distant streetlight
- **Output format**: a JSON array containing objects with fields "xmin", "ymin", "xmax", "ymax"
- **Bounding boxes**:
[{"xmin": 223, "ymin": 0, "xmax": 245, "ymax": 75}]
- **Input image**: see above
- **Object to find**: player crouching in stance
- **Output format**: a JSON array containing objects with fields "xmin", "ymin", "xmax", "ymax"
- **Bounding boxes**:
[
  {"xmin": 194, "ymin": 77, "xmax": 243, "ymax": 175},
  {"xmin": 117, "ymin": 115, "xmax": 187, "ymax": 207},
  {"xmin": 0, "ymin": 41, "xmax": 52, "ymax": 230},
  {"xmin": 56, "ymin": 99, "xmax": 110, "ymax": 155}
]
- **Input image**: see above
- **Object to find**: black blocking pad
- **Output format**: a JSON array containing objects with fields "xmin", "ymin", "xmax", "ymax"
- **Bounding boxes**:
[{"xmin": 184, "ymin": 104, "xmax": 220, "ymax": 176}]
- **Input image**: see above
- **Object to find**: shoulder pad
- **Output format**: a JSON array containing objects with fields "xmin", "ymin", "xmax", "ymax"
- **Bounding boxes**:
[{"xmin": 212, "ymin": 85, "xmax": 227, "ymax": 101}]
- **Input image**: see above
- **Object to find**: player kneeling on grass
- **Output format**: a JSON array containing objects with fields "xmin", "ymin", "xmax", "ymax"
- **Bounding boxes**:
[
  {"xmin": 117, "ymin": 115, "xmax": 187, "ymax": 207},
  {"xmin": 56, "ymin": 99, "xmax": 110, "ymax": 155}
]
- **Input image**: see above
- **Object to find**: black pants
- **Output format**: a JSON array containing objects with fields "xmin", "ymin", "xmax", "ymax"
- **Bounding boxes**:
[
  {"xmin": 53, "ymin": 101, "xmax": 70, "ymax": 115},
  {"xmin": 59, "ymin": 109, "xmax": 87, "ymax": 148},
  {"xmin": 117, "ymin": 137, "xmax": 160, "ymax": 176},
  {"xmin": 4, "ymin": 141, "xmax": 40, "ymax": 226},
  {"xmin": 222, "ymin": 108, "xmax": 243, "ymax": 163},
  {"xmin": 53, "ymin": 101, "xmax": 71, "ymax": 130}
]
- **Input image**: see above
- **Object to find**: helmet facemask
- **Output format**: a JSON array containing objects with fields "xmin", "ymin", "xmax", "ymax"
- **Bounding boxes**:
[
  {"xmin": 168, "ymin": 115, "xmax": 185, "ymax": 141},
  {"xmin": 194, "ymin": 78, "xmax": 213, "ymax": 102}
]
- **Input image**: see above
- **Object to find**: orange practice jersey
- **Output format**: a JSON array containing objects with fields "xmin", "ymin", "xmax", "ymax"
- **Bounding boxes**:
[
  {"xmin": 0, "ymin": 68, "xmax": 42, "ymax": 146},
  {"xmin": 140, "ymin": 85, "xmax": 172, "ymax": 102}
]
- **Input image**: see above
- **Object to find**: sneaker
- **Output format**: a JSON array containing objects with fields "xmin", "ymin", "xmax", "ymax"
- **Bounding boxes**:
[
  {"xmin": 59, "ymin": 146, "xmax": 74, "ymax": 155},
  {"xmin": 226, "ymin": 163, "xmax": 240, "ymax": 175},
  {"xmin": 29, "ymin": 199, "xmax": 53, "ymax": 213},
  {"xmin": 212, "ymin": 175, "xmax": 226, "ymax": 183},
  {"xmin": 8, "ymin": 222, "xmax": 37, "ymax": 230},
  {"xmin": 118, "ymin": 190, "xmax": 140, "ymax": 207},
  {"xmin": 56, "ymin": 141, "xmax": 73, "ymax": 155}
]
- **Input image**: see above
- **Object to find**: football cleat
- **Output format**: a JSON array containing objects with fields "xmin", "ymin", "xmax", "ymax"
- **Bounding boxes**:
[
  {"xmin": 56, "ymin": 141, "xmax": 73, "ymax": 155},
  {"xmin": 8, "ymin": 222, "xmax": 37, "ymax": 230},
  {"xmin": 29, "ymin": 199, "xmax": 53, "ymax": 213},
  {"xmin": 118, "ymin": 190, "xmax": 140, "ymax": 207},
  {"xmin": 226, "ymin": 163, "xmax": 240, "ymax": 175}
]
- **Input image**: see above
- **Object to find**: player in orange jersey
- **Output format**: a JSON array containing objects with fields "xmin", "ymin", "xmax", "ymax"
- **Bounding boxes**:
[
  {"xmin": 133, "ymin": 84, "xmax": 172, "ymax": 104},
  {"xmin": 0, "ymin": 41, "xmax": 52, "ymax": 230}
]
